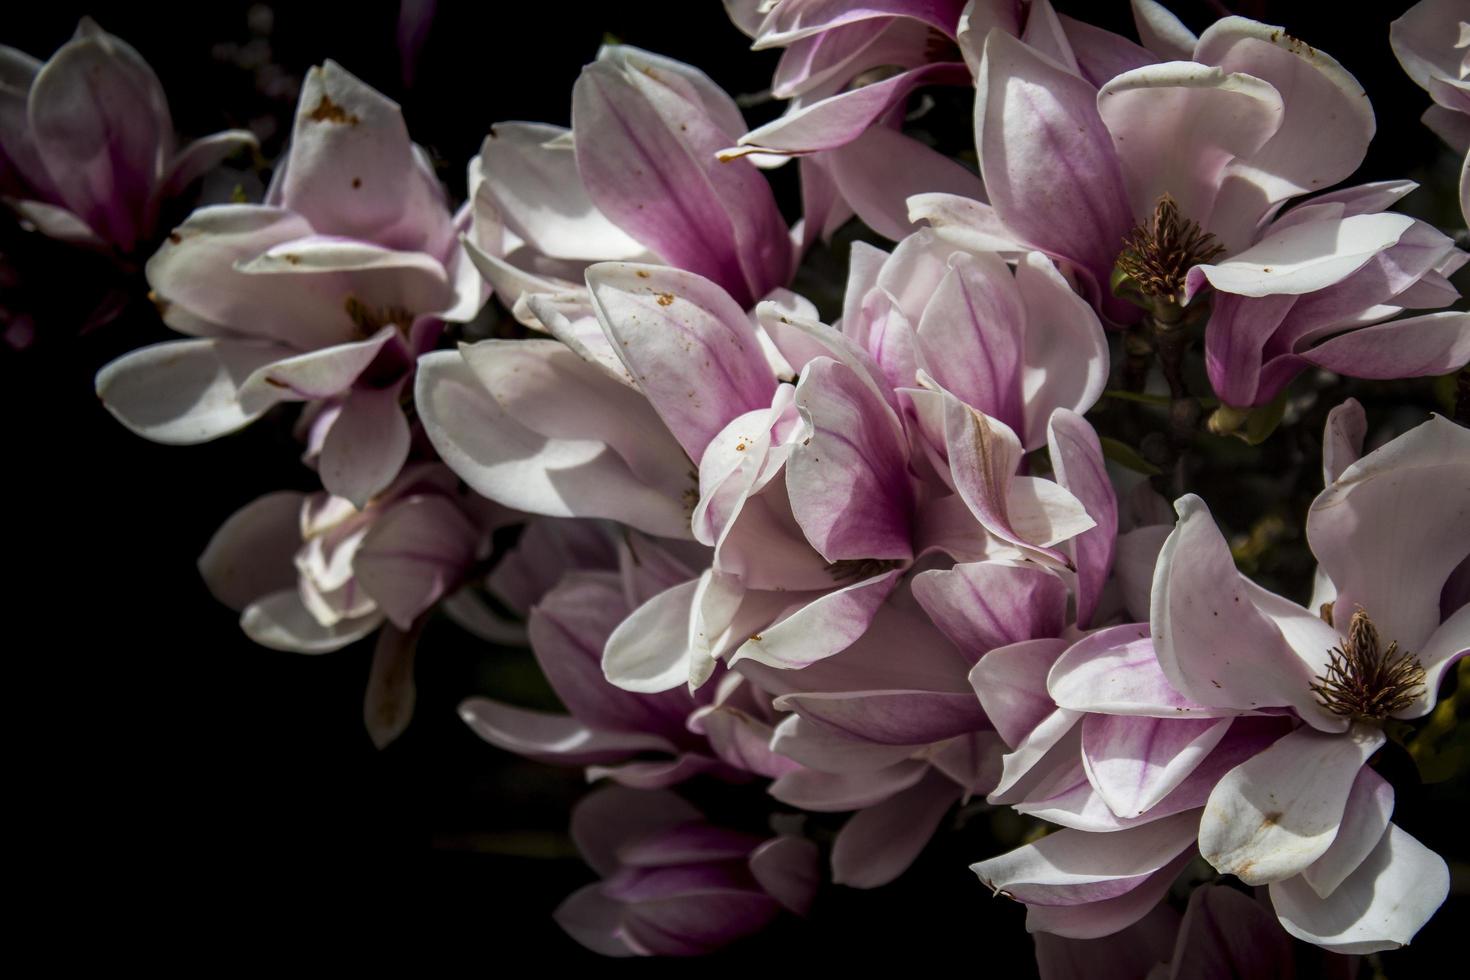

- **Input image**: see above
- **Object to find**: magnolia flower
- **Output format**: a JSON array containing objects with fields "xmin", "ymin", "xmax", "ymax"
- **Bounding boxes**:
[
  {"xmin": 721, "ymin": 0, "xmax": 978, "ymax": 242},
  {"xmin": 555, "ymin": 786, "xmax": 818, "ymax": 957},
  {"xmin": 464, "ymin": 42, "xmax": 791, "ymax": 341},
  {"xmin": 96, "ymin": 60, "xmax": 482, "ymax": 506},
  {"xmin": 916, "ymin": 4, "xmax": 1469, "ymax": 408},
  {"xmin": 1392, "ymin": 0, "xmax": 1470, "ymax": 226},
  {"xmin": 198, "ymin": 463, "xmax": 498, "ymax": 747},
  {"xmin": 0, "ymin": 19, "xmax": 255, "ymax": 256},
  {"xmin": 460, "ymin": 529, "xmax": 800, "ymax": 788},
  {"xmin": 1077, "ymin": 403, "xmax": 1469, "ymax": 952}
]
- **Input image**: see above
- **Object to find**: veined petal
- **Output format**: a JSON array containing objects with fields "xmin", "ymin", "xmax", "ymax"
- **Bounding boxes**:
[
  {"xmin": 912, "ymin": 561, "xmax": 1067, "ymax": 663},
  {"xmin": 831, "ymin": 772, "xmax": 958, "ymax": 888},
  {"xmin": 1082, "ymin": 713, "xmax": 1232, "ymax": 819},
  {"xmin": 1189, "ymin": 213, "xmax": 1416, "ymax": 300},
  {"xmin": 1048, "ymin": 623, "xmax": 1234, "ymax": 718}
]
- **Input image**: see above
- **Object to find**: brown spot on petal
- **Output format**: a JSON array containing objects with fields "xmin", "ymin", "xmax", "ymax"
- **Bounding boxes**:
[
  {"xmin": 655, "ymin": 292, "xmax": 675, "ymax": 306},
  {"xmin": 264, "ymin": 377, "xmax": 289, "ymax": 388},
  {"xmin": 635, "ymin": 270, "xmax": 650, "ymax": 279},
  {"xmin": 351, "ymin": 177, "xmax": 362, "ymax": 189},
  {"xmin": 308, "ymin": 95, "xmax": 360, "ymax": 125},
  {"xmin": 167, "ymin": 232, "xmax": 182, "ymax": 244}
]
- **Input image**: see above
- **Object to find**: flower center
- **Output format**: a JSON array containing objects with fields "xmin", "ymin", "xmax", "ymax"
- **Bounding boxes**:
[
  {"xmin": 1114, "ymin": 194, "xmax": 1225, "ymax": 308},
  {"xmin": 1310, "ymin": 609, "xmax": 1425, "ymax": 722}
]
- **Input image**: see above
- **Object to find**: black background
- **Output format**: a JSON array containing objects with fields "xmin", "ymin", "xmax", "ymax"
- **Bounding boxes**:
[{"xmin": 6, "ymin": 0, "xmax": 1464, "ymax": 970}]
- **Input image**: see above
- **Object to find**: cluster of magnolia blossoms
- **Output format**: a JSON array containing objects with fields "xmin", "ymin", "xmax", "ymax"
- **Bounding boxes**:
[{"xmin": 14, "ymin": 0, "xmax": 1469, "ymax": 966}]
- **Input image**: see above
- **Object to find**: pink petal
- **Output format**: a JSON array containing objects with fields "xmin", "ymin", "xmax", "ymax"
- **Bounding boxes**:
[
  {"xmin": 362, "ymin": 624, "xmax": 417, "ymax": 749},
  {"xmin": 197, "ymin": 491, "xmax": 306, "ymax": 613},
  {"xmin": 354, "ymin": 495, "xmax": 477, "ymax": 629},
  {"xmin": 1081, "ymin": 713, "xmax": 1232, "ymax": 819},
  {"xmin": 1047, "ymin": 409, "xmax": 1116, "ymax": 626},
  {"xmin": 912, "ymin": 561, "xmax": 1068, "ymax": 664},
  {"xmin": 318, "ymin": 380, "xmax": 412, "ymax": 508},
  {"xmin": 587, "ymin": 262, "xmax": 774, "ymax": 461},
  {"xmin": 831, "ymin": 772, "xmax": 958, "ymax": 888}
]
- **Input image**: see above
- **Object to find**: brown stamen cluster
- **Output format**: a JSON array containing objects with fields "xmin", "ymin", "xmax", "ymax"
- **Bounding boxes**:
[
  {"xmin": 826, "ymin": 558, "xmax": 903, "ymax": 583},
  {"xmin": 1310, "ymin": 610, "xmax": 1425, "ymax": 721},
  {"xmin": 345, "ymin": 296, "xmax": 414, "ymax": 337},
  {"xmin": 1115, "ymin": 195, "xmax": 1225, "ymax": 301}
]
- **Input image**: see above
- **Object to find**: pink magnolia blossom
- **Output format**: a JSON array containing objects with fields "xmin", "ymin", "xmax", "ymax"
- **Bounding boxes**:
[
  {"xmin": 1044, "ymin": 402, "xmax": 1469, "ymax": 952},
  {"xmin": 0, "ymin": 19, "xmax": 255, "ymax": 256},
  {"xmin": 1392, "ymin": 0, "xmax": 1470, "ymax": 226},
  {"xmin": 915, "ymin": 5, "xmax": 1469, "ymax": 406},
  {"xmin": 721, "ymin": 0, "xmax": 978, "ymax": 242},
  {"xmin": 555, "ymin": 786, "xmax": 817, "ymax": 957},
  {"xmin": 464, "ymin": 42, "xmax": 791, "ymax": 339},
  {"xmin": 198, "ymin": 463, "xmax": 500, "ymax": 747},
  {"xmin": 460, "ymin": 527, "xmax": 800, "ymax": 788},
  {"xmin": 96, "ymin": 60, "xmax": 483, "ymax": 505}
]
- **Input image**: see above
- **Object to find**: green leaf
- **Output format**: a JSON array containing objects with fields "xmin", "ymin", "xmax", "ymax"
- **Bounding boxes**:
[{"xmin": 1099, "ymin": 436, "xmax": 1162, "ymax": 476}]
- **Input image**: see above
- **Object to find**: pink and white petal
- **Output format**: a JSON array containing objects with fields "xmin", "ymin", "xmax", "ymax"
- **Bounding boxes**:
[
  {"xmin": 362, "ymin": 623, "xmax": 417, "ymax": 749},
  {"xmin": 587, "ymin": 263, "xmax": 773, "ymax": 460},
  {"xmin": 281, "ymin": 61, "xmax": 448, "ymax": 253},
  {"xmin": 831, "ymin": 772, "xmax": 958, "ymax": 888},
  {"xmin": 1322, "ymin": 397, "xmax": 1367, "ymax": 486},
  {"xmin": 198, "ymin": 491, "xmax": 306, "ymax": 612},
  {"xmin": 975, "ymin": 30, "xmax": 1135, "ymax": 314},
  {"xmin": 775, "ymin": 688, "xmax": 988, "ymax": 746},
  {"xmin": 1151, "ymin": 494, "xmax": 1336, "ymax": 724},
  {"xmin": 95, "ymin": 338, "xmax": 287, "ymax": 444},
  {"xmin": 769, "ymin": 758, "xmax": 930, "ymax": 812},
  {"xmin": 1058, "ymin": 13, "xmax": 1157, "ymax": 89},
  {"xmin": 603, "ymin": 577, "xmax": 700, "ymax": 694},
  {"xmin": 990, "ymin": 707, "xmax": 1083, "ymax": 805},
  {"xmin": 240, "ymin": 588, "xmax": 381, "ymax": 653},
  {"xmin": 317, "ymin": 381, "xmax": 412, "ymax": 508},
  {"xmin": 569, "ymin": 785, "xmax": 702, "ymax": 876},
  {"xmin": 1270, "ymin": 823, "xmax": 1449, "ymax": 955},
  {"xmin": 159, "ymin": 129, "xmax": 257, "ymax": 201},
  {"xmin": 458, "ymin": 698, "xmax": 672, "ymax": 767},
  {"xmin": 1097, "ymin": 62, "xmax": 1283, "ymax": 225},
  {"xmin": 915, "ymin": 250, "xmax": 1026, "ymax": 436},
  {"xmin": 1200, "ymin": 723, "xmax": 1384, "ymax": 885},
  {"xmin": 1082, "ymin": 714, "xmax": 1232, "ymax": 819},
  {"xmin": 572, "ymin": 55, "xmax": 789, "ymax": 307},
  {"xmin": 1308, "ymin": 413, "xmax": 1470, "ymax": 654},
  {"xmin": 906, "ymin": 192, "xmax": 1027, "ymax": 256},
  {"xmin": 731, "ymin": 570, "xmax": 902, "ymax": 670},
  {"xmin": 972, "ymin": 809, "xmax": 1200, "ymax": 906},
  {"xmin": 1189, "ymin": 213, "xmax": 1417, "ymax": 301},
  {"xmin": 1025, "ymin": 851, "xmax": 1194, "ymax": 941},
  {"xmin": 459, "ymin": 337, "xmax": 691, "ymax": 496},
  {"xmin": 1406, "ymin": 603, "xmax": 1470, "ymax": 720},
  {"xmin": 145, "ymin": 205, "xmax": 360, "ymax": 348},
  {"xmin": 749, "ymin": 836, "xmax": 820, "ymax": 915},
  {"xmin": 826, "ymin": 123, "xmax": 989, "ymax": 244},
  {"xmin": 354, "ymin": 495, "xmax": 477, "ymax": 630},
  {"xmin": 479, "ymin": 123, "xmax": 646, "ymax": 262},
  {"xmin": 589, "ymin": 754, "xmax": 726, "ymax": 789},
  {"xmin": 1131, "ymin": 0, "xmax": 1197, "ymax": 62},
  {"xmin": 733, "ymin": 62, "xmax": 970, "ymax": 157},
  {"xmin": 414, "ymin": 351, "xmax": 694, "ymax": 538},
  {"xmin": 692, "ymin": 701, "xmax": 802, "ymax": 779},
  {"xmin": 1390, "ymin": 0, "xmax": 1468, "ymax": 89},
  {"xmin": 1047, "ymin": 409, "xmax": 1117, "ymax": 626},
  {"xmin": 1196, "ymin": 18, "xmax": 1374, "ymax": 213},
  {"xmin": 913, "ymin": 562, "xmax": 1067, "ymax": 663},
  {"xmin": 752, "ymin": 0, "xmax": 967, "ymax": 48},
  {"xmin": 1017, "ymin": 253, "xmax": 1111, "ymax": 449},
  {"xmin": 552, "ymin": 885, "xmax": 639, "ymax": 957},
  {"xmin": 1048, "ymin": 623, "xmax": 1231, "ymax": 717},
  {"xmin": 1302, "ymin": 311, "xmax": 1470, "ymax": 382},
  {"xmin": 619, "ymin": 887, "xmax": 780, "ymax": 957},
  {"xmin": 27, "ymin": 22, "xmax": 169, "ymax": 251},
  {"xmin": 1300, "ymin": 765, "xmax": 1396, "ymax": 900},
  {"xmin": 8, "ymin": 199, "xmax": 107, "ymax": 248},
  {"xmin": 236, "ymin": 236, "xmax": 455, "ymax": 318},
  {"xmin": 768, "ymin": 714, "xmax": 922, "ymax": 774},
  {"xmin": 969, "ymin": 637, "xmax": 1071, "ymax": 749},
  {"xmin": 787, "ymin": 358, "xmax": 912, "ymax": 561},
  {"xmin": 1114, "ymin": 525, "xmax": 1171, "ymax": 623},
  {"xmin": 237, "ymin": 327, "xmax": 397, "ymax": 411}
]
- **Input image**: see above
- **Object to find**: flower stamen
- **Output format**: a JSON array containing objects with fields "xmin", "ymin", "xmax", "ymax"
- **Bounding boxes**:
[
  {"xmin": 1310, "ymin": 610, "xmax": 1425, "ymax": 722},
  {"xmin": 1114, "ymin": 194, "xmax": 1225, "ymax": 305}
]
